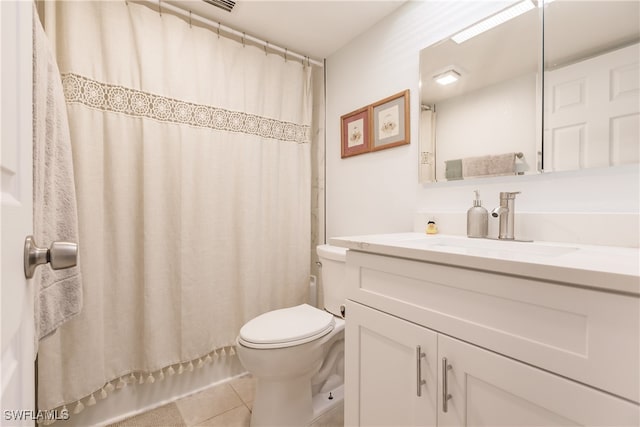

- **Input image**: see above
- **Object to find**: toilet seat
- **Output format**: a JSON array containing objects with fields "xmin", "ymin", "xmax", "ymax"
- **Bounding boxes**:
[{"xmin": 239, "ymin": 304, "xmax": 335, "ymax": 349}]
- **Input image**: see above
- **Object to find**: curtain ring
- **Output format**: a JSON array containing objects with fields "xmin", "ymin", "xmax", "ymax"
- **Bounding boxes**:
[
  {"xmin": 158, "ymin": 0, "xmax": 162, "ymax": 17},
  {"xmin": 264, "ymin": 42, "xmax": 269, "ymax": 56},
  {"xmin": 217, "ymin": 22, "xmax": 221, "ymax": 39},
  {"xmin": 284, "ymin": 48, "xmax": 288, "ymax": 62},
  {"xmin": 189, "ymin": 10, "xmax": 192, "ymax": 28},
  {"xmin": 242, "ymin": 32, "xmax": 245, "ymax": 48}
]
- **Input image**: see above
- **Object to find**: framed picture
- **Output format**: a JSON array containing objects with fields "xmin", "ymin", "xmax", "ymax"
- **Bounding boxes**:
[
  {"xmin": 371, "ymin": 90, "xmax": 410, "ymax": 152},
  {"xmin": 341, "ymin": 106, "xmax": 370, "ymax": 158}
]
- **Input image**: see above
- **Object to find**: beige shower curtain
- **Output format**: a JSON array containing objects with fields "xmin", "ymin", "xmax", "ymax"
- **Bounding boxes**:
[{"xmin": 37, "ymin": 1, "xmax": 312, "ymax": 415}]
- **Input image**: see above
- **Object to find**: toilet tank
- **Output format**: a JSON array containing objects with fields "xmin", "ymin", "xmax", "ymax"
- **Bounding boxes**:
[{"xmin": 316, "ymin": 244, "xmax": 347, "ymax": 318}]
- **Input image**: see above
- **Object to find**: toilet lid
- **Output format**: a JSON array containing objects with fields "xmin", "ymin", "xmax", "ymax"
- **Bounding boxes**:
[{"xmin": 239, "ymin": 304, "xmax": 335, "ymax": 349}]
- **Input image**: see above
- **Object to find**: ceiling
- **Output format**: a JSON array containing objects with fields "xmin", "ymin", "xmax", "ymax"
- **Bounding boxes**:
[{"xmin": 164, "ymin": 0, "xmax": 407, "ymax": 60}]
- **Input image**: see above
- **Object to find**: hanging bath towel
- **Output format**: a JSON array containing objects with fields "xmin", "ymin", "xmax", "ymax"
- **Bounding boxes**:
[{"xmin": 32, "ymin": 4, "xmax": 83, "ymax": 345}]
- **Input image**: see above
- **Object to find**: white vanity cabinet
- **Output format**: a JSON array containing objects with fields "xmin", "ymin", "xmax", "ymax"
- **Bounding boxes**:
[
  {"xmin": 341, "ymin": 246, "xmax": 640, "ymax": 427},
  {"xmin": 345, "ymin": 301, "xmax": 438, "ymax": 426},
  {"xmin": 437, "ymin": 333, "xmax": 638, "ymax": 426}
]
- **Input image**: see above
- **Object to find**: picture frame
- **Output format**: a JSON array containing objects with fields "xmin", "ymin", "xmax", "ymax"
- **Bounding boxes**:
[
  {"xmin": 340, "ymin": 106, "xmax": 370, "ymax": 158},
  {"xmin": 371, "ymin": 90, "xmax": 410, "ymax": 152}
]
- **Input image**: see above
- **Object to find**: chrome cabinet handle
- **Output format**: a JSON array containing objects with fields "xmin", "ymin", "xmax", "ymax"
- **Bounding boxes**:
[
  {"xmin": 416, "ymin": 346, "xmax": 426, "ymax": 396},
  {"xmin": 24, "ymin": 236, "xmax": 78, "ymax": 279},
  {"xmin": 442, "ymin": 357, "xmax": 452, "ymax": 413}
]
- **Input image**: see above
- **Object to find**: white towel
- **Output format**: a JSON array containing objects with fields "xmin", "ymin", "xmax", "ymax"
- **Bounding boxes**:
[{"xmin": 32, "ymin": 5, "xmax": 83, "ymax": 344}]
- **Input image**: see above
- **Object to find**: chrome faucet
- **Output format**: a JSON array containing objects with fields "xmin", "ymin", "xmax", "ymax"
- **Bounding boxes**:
[{"xmin": 491, "ymin": 192, "xmax": 520, "ymax": 240}]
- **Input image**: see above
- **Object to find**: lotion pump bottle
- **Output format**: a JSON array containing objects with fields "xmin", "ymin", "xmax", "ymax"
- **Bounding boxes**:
[{"xmin": 467, "ymin": 190, "xmax": 488, "ymax": 238}]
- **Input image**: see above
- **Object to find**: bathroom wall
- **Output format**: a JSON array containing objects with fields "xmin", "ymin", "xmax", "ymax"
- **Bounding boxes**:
[{"xmin": 325, "ymin": 1, "xmax": 639, "ymax": 245}]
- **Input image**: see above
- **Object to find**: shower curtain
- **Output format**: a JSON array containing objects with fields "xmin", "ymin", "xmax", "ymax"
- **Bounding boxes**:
[{"xmin": 37, "ymin": 1, "xmax": 312, "ymax": 415}]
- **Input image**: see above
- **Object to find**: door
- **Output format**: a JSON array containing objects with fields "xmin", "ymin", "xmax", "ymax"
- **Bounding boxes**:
[
  {"xmin": 345, "ymin": 301, "xmax": 438, "ymax": 427},
  {"xmin": 1, "ymin": 1, "xmax": 35, "ymax": 425},
  {"xmin": 438, "ymin": 335, "xmax": 639, "ymax": 427},
  {"xmin": 544, "ymin": 43, "xmax": 640, "ymax": 171}
]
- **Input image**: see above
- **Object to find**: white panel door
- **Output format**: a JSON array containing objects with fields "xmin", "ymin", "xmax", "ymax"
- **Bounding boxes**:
[
  {"xmin": 438, "ymin": 335, "xmax": 639, "ymax": 427},
  {"xmin": 1, "ymin": 1, "xmax": 35, "ymax": 425},
  {"xmin": 344, "ymin": 301, "xmax": 438, "ymax": 427},
  {"xmin": 544, "ymin": 43, "xmax": 640, "ymax": 171}
]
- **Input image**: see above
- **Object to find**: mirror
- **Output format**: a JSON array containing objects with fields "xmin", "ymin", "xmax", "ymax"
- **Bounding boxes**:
[
  {"xmin": 419, "ymin": 1, "xmax": 542, "ymax": 182},
  {"xmin": 543, "ymin": 0, "xmax": 639, "ymax": 172}
]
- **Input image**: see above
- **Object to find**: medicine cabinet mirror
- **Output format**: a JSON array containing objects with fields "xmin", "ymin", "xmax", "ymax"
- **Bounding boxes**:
[
  {"xmin": 542, "ymin": 0, "xmax": 639, "ymax": 173},
  {"xmin": 418, "ymin": 0, "xmax": 640, "ymax": 183}
]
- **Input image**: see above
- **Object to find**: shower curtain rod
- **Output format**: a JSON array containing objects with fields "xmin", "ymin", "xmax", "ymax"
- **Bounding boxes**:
[{"xmin": 137, "ymin": 0, "xmax": 324, "ymax": 67}]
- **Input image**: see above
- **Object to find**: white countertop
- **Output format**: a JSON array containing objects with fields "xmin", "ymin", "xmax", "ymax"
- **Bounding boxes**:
[{"xmin": 330, "ymin": 233, "xmax": 640, "ymax": 296}]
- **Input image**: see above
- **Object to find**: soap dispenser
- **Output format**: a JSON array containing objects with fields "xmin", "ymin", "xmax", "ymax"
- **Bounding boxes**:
[{"xmin": 467, "ymin": 190, "xmax": 488, "ymax": 238}]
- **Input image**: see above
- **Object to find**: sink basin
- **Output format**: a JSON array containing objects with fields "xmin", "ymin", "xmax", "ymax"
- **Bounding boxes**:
[{"xmin": 400, "ymin": 236, "xmax": 579, "ymax": 258}]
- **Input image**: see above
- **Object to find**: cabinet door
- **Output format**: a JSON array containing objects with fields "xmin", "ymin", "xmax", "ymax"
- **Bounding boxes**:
[
  {"xmin": 438, "ymin": 335, "xmax": 639, "ymax": 426},
  {"xmin": 345, "ymin": 301, "xmax": 438, "ymax": 427}
]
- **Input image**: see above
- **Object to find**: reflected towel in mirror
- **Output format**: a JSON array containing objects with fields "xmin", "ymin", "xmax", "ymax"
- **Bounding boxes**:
[
  {"xmin": 445, "ymin": 159, "xmax": 463, "ymax": 180},
  {"xmin": 462, "ymin": 153, "xmax": 517, "ymax": 178}
]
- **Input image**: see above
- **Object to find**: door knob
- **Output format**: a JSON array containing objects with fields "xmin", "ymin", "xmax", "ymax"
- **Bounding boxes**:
[{"xmin": 24, "ymin": 236, "xmax": 78, "ymax": 279}]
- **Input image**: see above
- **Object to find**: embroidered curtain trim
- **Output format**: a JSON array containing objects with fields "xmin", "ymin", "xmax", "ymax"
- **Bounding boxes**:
[
  {"xmin": 38, "ymin": 344, "xmax": 238, "ymax": 425},
  {"xmin": 61, "ymin": 73, "xmax": 311, "ymax": 143}
]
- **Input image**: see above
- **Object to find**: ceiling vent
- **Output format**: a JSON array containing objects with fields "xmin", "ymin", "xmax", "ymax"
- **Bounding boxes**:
[{"xmin": 202, "ymin": 0, "xmax": 236, "ymax": 12}]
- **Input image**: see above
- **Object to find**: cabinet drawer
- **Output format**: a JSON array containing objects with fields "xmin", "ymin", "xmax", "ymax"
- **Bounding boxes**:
[{"xmin": 345, "ymin": 250, "xmax": 640, "ymax": 402}]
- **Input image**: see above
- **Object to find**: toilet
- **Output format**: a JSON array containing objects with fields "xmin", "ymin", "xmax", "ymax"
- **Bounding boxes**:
[{"xmin": 236, "ymin": 244, "xmax": 347, "ymax": 427}]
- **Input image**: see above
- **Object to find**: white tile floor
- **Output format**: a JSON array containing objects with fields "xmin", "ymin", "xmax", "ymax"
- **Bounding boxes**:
[{"xmin": 108, "ymin": 374, "xmax": 344, "ymax": 427}]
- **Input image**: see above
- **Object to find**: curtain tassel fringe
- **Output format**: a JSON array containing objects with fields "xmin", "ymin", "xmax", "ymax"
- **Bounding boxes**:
[
  {"xmin": 73, "ymin": 400, "xmax": 84, "ymax": 414},
  {"xmin": 116, "ymin": 377, "xmax": 127, "ymax": 389},
  {"xmin": 42, "ymin": 344, "xmax": 238, "ymax": 424},
  {"xmin": 86, "ymin": 394, "xmax": 96, "ymax": 406}
]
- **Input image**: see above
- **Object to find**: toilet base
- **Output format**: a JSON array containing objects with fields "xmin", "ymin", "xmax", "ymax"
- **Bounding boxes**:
[
  {"xmin": 311, "ymin": 383, "xmax": 344, "ymax": 423},
  {"xmin": 250, "ymin": 375, "xmax": 313, "ymax": 427},
  {"xmin": 250, "ymin": 377, "xmax": 344, "ymax": 427}
]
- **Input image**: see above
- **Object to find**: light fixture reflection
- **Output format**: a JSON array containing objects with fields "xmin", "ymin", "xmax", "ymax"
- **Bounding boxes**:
[
  {"xmin": 451, "ymin": 0, "xmax": 535, "ymax": 44},
  {"xmin": 434, "ymin": 69, "xmax": 461, "ymax": 86}
]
